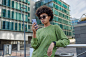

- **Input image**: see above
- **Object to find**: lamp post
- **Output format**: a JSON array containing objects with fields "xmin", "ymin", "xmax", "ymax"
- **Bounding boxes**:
[
  {"xmin": 21, "ymin": 6, "xmax": 26, "ymax": 57},
  {"xmin": 12, "ymin": 0, "xmax": 26, "ymax": 57}
]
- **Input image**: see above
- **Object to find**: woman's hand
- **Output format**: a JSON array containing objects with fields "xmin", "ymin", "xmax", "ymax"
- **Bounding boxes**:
[
  {"xmin": 32, "ymin": 22, "xmax": 39, "ymax": 34},
  {"xmin": 47, "ymin": 42, "xmax": 54, "ymax": 56}
]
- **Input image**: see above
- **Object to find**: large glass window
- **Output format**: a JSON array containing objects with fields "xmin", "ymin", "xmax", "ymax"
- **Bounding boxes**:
[
  {"xmin": 8, "ymin": 10, "xmax": 10, "ymax": 18},
  {"xmin": 16, "ymin": 2, "xmax": 18, "ymax": 9},
  {"xmin": 2, "ymin": 21, "xmax": 6, "ymax": 29},
  {"xmin": 25, "ymin": 15, "xmax": 28, "ymax": 22},
  {"xmin": 28, "ymin": 25, "xmax": 30, "ymax": 29},
  {"xmin": 25, "ymin": 25, "xmax": 27, "ymax": 31},
  {"xmin": 7, "ymin": 0, "xmax": 10, "ymax": 7},
  {"xmin": 17, "ymin": 13, "xmax": 19, "ymax": 20},
  {"xmin": 56, "ymin": 17, "xmax": 58, "ymax": 21},
  {"xmin": 26, "ymin": 0, "xmax": 28, "ymax": 3},
  {"xmin": 2, "ymin": 0, "xmax": 6, "ymax": 5},
  {"xmin": 16, "ymin": 12, "xmax": 17, "ymax": 20},
  {"xmin": 12, "ymin": 1, "xmax": 14, "ymax": 8},
  {"xmin": 28, "ymin": 13, "xmax": 30, "ymax": 17},
  {"xmin": 15, "ymin": 23, "xmax": 17, "ymax": 31},
  {"xmin": 22, "ymin": 24, "xmax": 23, "ymax": 31},
  {"xmin": 28, "ymin": 1, "xmax": 30, "ymax": 5},
  {"xmin": 28, "ymin": 19, "xmax": 30, "ymax": 22},
  {"xmin": 14, "ymin": 1, "xmax": 16, "ymax": 9},
  {"xmin": 11, "ymin": 22, "xmax": 14, "ymax": 30},
  {"xmin": 19, "ymin": 23, "xmax": 21, "ymax": 31},
  {"xmin": 6, "ymin": 21, "xmax": 10, "ymax": 30},
  {"xmin": 19, "ymin": 3, "xmax": 21, "ymax": 10},
  {"xmin": 48, "ymin": 2, "xmax": 53, "ymax": 8},
  {"xmin": 25, "ymin": 6, "xmax": 27, "ymax": 12},
  {"xmin": 2, "ymin": 9, "xmax": 6, "ymax": 17},
  {"xmin": 19, "ymin": 13, "xmax": 21, "ymax": 21},
  {"xmin": 28, "ymin": 7, "xmax": 30, "ymax": 11},
  {"xmin": 12, "ymin": 11, "xmax": 14, "ymax": 19},
  {"xmin": 18, "ymin": 3, "xmax": 20, "ymax": 10}
]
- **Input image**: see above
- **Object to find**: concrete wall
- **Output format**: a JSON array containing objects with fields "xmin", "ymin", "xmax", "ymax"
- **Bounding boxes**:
[
  {"xmin": 74, "ymin": 23, "xmax": 86, "ymax": 57},
  {"xmin": 0, "ymin": 31, "xmax": 33, "ymax": 41}
]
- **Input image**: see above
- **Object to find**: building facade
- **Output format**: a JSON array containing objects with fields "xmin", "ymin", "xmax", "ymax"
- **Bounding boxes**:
[
  {"xmin": 70, "ymin": 18, "xmax": 79, "ymax": 38},
  {"xmin": 35, "ymin": 0, "xmax": 72, "ymax": 38},
  {"xmin": 0, "ymin": 0, "xmax": 33, "ymax": 50}
]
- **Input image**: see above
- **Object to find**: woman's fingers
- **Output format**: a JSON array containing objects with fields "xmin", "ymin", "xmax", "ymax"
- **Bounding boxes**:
[
  {"xmin": 47, "ymin": 47, "xmax": 52, "ymax": 56},
  {"xmin": 47, "ymin": 50, "xmax": 52, "ymax": 56},
  {"xmin": 36, "ymin": 26, "xmax": 39, "ymax": 30}
]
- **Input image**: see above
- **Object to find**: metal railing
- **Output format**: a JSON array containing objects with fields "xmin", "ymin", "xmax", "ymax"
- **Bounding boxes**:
[
  {"xmin": 55, "ymin": 44, "xmax": 86, "ymax": 57},
  {"xmin": 66, "ymin": 44, "xmax": 86, "ymax": 57}
]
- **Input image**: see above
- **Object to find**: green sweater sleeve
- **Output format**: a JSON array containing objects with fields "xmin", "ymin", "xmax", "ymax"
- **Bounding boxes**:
[
  {"xmin": 54, "ymin": 25, "xmax": 70, "ymax": 47},
  {"xmin": 31, "ymin": 30, "xmax": 40, "ymax": 49}
]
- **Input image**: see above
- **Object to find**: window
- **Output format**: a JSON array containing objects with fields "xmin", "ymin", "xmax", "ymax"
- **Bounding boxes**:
[
  {"xmin": 28, "ymin": 19, "xmax": 30, "ymax": 22},
  {"xmin": 12, "ymin": 11, "xmax": 14, "ymax": 19},
  {"xmin": 25, "ymin": 15, "xmax": 28, "ymax": 22},
  {"xmin": 28, "ymin": 13, "xmax": 30, "ymax": 17},
  {"xmin": 12, "ymin": 1, "xmax": 14, "ymax": 8},
  {"xmin": 16, "ymin": 2, "xmax": 18, "ymax": 9},
  {"xmin": 15, "ymin": 23, "xmax": 17, "ymax": 30},
  {"xmin": 8, "ymin": 10, "xmax": 10, "ymax": 18},
  {"xmin": 28, "ymin": 1, "xmax": 30, "ymax": 5},
  {"xmin": 11, "ymin": 22, "xmax": 14, "ymax": 30},
  {"xmin": 16, "ymin": 13, "xmax": 19, "ymax": 20},
  {"xmin": 19, "ymin": 23, "xmax": 21, "ymax": 31},
  {"xmin": 2, "ymin": 9, "xmax": 6, "ymax": 17},
  {"xmin": 22, "ymin": 24, "xmax": 23, "ymax": 31},
  {"xmin": 25, "ymin": 6, "xmax": 27, "ymax": 12},
  {"xmin": 2, "ymin": 0, "xmax": 6, "ymax": 5},
  {"xmin": 28, "ymin": 25, "xmax": 30, "ymax": 29},
  {"xmin": 14, "ymin": 1, "xmax": 16, "ymax": 9},
  {"xmin": 19, "ymin": 3, "xmax": 21, "ymax": 10},
  {"xmin": 7, "ymin": 0, "xmax": 10, "ymax": 7},
  {"xmin": 56, "ymin": 17, "xmax": 58, "ymax": 21},
  {"xmin": 2, "ymin": 21, "xmax": 6, "ymax": 29},
  {"xmin": 6, "ymin": 21, "xmax": 10, "ymax": 29},
  {"xmin": 48, "ymin": 2, "xmax": 53, "ymax": 8},
  {"xmin": 28, "ymin": 7, "xmax": 30, "ymax": 11},
  {"xmin": 26, "ymin": 0, "xmax": 28, "ymax": 3},
  {"xmin": 19, "ymin": 13, "xmax": 21, "ymax": 21},
  {"xmin": 25, "ymin": 25, "xmax": 27, "ymax": 31}
]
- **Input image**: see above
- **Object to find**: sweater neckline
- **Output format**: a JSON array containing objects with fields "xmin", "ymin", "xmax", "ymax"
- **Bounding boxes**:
[{"xmin": 43, "ymin": 24, "xmax": 52, "ymax": 29}]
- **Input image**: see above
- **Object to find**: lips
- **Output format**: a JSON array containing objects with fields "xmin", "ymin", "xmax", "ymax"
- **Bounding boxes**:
[{"xmin": 42, "ymin": 21, "xmax": 45, "ymax": 22}]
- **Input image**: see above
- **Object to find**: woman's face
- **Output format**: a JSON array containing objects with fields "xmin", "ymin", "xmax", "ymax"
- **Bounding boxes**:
[{"xmin": 39, "ymin": 13, "xmax": 51, "ymax": 24}]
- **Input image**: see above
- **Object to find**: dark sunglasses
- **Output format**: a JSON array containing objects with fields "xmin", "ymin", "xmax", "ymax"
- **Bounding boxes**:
[{"xmin": 39, "ymin": 15, "xmax": 48, "ymax": 20}]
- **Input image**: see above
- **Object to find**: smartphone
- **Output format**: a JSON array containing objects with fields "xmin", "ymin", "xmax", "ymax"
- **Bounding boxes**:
[{"xmin": 32, "ymin": 19, "xmax": 38, "ymax": 29}]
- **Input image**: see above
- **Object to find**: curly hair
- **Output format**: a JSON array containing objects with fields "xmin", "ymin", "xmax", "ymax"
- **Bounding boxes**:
[{"xmin": 35, "ymin": 5, "xmax": 53, "ymax": 21}]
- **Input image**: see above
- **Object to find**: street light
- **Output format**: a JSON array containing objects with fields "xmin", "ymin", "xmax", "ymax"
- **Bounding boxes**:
[{"xmin": 12, "ymin": 0, "xmax": 26, "ymax": 57}]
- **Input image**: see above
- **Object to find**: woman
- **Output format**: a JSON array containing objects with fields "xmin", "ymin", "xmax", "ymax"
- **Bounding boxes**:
[{"xmin": 31, "ymin": 5, "xmax": 70, "ymax": 57}]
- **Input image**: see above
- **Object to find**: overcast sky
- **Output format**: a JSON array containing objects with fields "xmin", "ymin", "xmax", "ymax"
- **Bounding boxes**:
[
  {"xmin": 62, "ymin": 0, "xmax": 86, "ymax": 19},
  {"xmin": 34, "ymin": 0, "xmax": 86, "ymax": 19}
]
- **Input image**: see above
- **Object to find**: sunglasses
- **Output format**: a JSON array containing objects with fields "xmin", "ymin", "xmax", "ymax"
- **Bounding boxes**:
[{"xmin": 39, "ymin": 15, "xmax": 48, "ymax": 20}]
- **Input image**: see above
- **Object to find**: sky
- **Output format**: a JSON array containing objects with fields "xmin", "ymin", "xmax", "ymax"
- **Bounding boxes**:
[
  {"xmin": 34, "ymin": 0, "xmax": 86, "ymax": 19},
  {"xmin": 62, "ymin": 0, "xmax": 86, "ymax": 19}
]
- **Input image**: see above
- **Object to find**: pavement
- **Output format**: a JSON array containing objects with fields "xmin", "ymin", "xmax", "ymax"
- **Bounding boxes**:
[{"xmin": 0, "ymin": 50, "xmax": 30, "ymax": 57}]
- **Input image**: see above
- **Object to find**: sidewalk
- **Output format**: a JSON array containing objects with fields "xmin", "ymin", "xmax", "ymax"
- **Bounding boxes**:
[{"xmin": 0, "ymin": 50, "xmax": 30, "ymax": 57}]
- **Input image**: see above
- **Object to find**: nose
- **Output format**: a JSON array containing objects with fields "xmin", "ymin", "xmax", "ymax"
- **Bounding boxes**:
[{"xmin": 41, "ymin": 18, "xmax": 44, "ymax": 20}]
